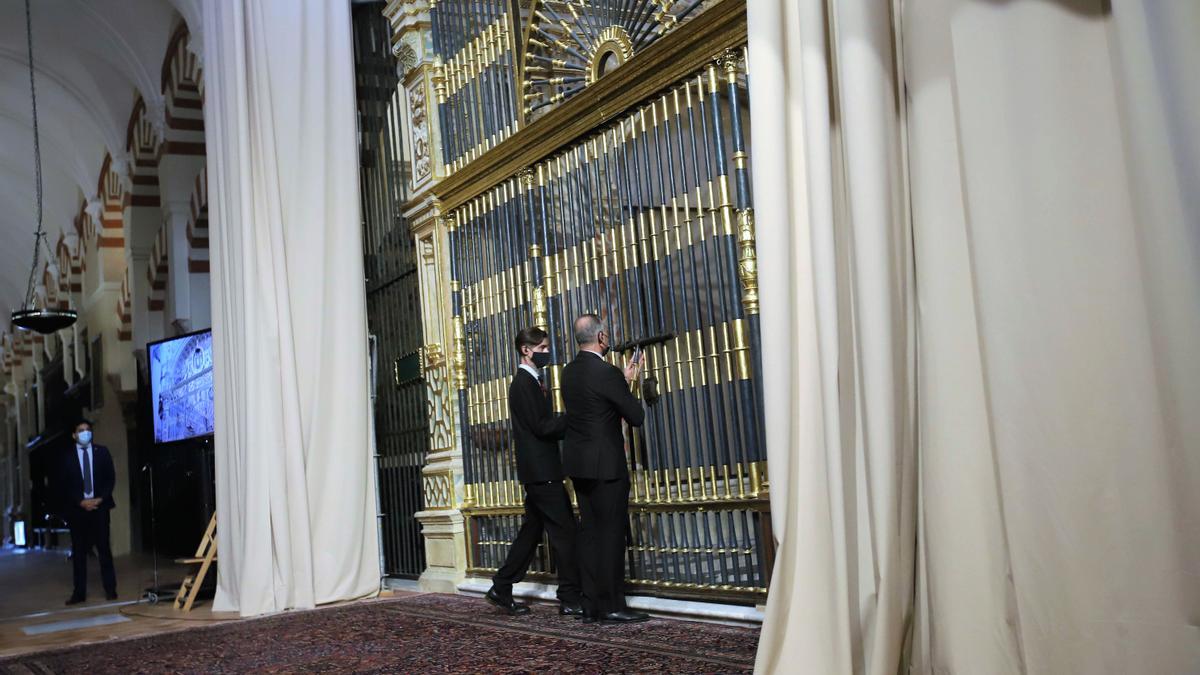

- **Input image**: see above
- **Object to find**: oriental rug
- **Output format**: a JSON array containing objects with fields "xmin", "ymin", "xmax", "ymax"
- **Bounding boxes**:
[{"xmin": 0, "ymin": 592, "xmax": 759, "ymax": 674}]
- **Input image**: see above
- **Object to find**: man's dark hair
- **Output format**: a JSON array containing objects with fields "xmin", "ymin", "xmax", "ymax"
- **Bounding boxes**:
[
  {"xmin": 74, "ymin": 419, "xmax": 94, "ymax": 433},
  {"xmin": 514, "ymin": 327, "xmax": 549, "ymax": 356}
]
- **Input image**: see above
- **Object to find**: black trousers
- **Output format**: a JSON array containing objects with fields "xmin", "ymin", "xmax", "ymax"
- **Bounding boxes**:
[
  {"xmin": 571, "ymin": 475, "xmax": 630, "ymax": 615},
  {"xmin": 67, "ymin": 508, "xmax": 117, "ymax": 598},
  {"xmin": 492, "ymin": 480, "xmax": 581, "ymax": 603}
]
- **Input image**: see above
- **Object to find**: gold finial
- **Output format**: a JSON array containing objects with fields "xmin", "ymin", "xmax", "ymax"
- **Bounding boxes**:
[
  {"xmin": 431, "ymin": 58, "xmax": 447, "ymax": 104},
  {"xmin": 452, "ymin": 315, "xmax": 468, "ymax": 391},
  {"xmin": 532, "ymin": 285, "xmax": 548, "ymax": 331},
  {"xmin": 717, "ymin": 48, "xmax": 740, "ymax": 83},
  {"xmin": 519, "ymin": 167, "xmax": 535, "ymax": 190},
  {"xmin": 736, "ymin": 208, "xmax": 759, "ymax": 315}
]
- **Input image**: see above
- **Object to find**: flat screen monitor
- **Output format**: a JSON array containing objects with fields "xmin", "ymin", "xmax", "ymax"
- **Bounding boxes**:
[{"xmin": 148, "ymin": 329, "xmax": 214, "ymax": 444}]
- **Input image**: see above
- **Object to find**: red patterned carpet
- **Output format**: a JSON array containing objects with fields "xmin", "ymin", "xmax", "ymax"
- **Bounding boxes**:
[{"xmin": 0, "ymin": 593, "xmax": 759, "ymax": 673}]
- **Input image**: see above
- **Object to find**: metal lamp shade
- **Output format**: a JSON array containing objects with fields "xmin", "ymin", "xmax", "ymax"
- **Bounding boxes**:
[{"xmin": 12, "ymin": 307, "xmax": 77, "ymax": 334}]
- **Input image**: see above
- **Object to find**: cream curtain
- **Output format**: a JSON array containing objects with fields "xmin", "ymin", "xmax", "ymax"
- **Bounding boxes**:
[
  {"xmin": 203, "ymin": 0, "xmax": 380, "ymax": 616},
  {"xmin": 751, "ymin": 0, "xmax": 1200, "ymax": 672},
  {"xmin": 748, "ymin": 0, "xmax": 916, "ymax": 672}
]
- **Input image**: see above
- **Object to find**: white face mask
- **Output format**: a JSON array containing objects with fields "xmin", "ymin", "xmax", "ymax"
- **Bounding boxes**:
[{"xmin": 77, "ymin": 430, "xmax": 93, "ymax": 445}]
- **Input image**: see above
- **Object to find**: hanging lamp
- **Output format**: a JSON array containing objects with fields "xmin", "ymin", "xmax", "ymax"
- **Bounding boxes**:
[{"xmin": 12, "ymin": 0, "xmax": 77, "ymax": 334}]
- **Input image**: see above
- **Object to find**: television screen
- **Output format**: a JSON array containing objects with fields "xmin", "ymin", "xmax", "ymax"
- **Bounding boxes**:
[{"xmin": 149, "ymin": 329, "xmax": 214, "ymax": 444}]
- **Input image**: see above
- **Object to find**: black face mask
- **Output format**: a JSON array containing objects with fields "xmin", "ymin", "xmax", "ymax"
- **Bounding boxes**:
[
  {"xmin": 598, "ymin": 333, "xmax": 610, "ymax": 357},
  {"xmin": 531, "ymin": 351, "xmax": 552, "ymax": 369}
]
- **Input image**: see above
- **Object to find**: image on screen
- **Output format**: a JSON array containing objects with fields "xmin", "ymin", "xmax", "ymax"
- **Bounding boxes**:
[{"xmin": 149, "ymin": 330, "xmax": 214, "ymax": 444}]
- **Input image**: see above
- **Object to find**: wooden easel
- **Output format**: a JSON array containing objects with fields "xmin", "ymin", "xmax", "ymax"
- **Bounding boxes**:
[{"xmin": 174, "ymin": 513, "xmax": 217, "ymax": 611}]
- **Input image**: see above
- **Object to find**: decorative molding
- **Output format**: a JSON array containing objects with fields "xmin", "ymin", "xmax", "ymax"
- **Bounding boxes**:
[
  {"xmin": 422, "ymin": 343, "xmax": 456, "ymax": 454},
  {"xmin": 384, "ymin": 0, "xmax": 432, "ymax": 54},
  {"xmin": 395, "ymin": 43, "xmax": 418, "ymax": 75},
  {"xmin": 736, "ymin": 208, "xmax": 758, "ymax": 315},
  {"xmin": 406, "ymin": 75, "xmax": 433, "ymax": 187},
  {"xmin": 422, "ymin": 468, "xmax": 454, "ymax": 509}
]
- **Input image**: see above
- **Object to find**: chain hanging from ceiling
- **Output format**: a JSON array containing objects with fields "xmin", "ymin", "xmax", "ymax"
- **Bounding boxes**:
[{"xmin": 13, "ymin": 0, "xmax": 77, "ymax": 333}]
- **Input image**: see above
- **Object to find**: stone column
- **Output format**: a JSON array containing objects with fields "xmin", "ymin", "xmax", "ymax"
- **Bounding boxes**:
[
  {"xmin": 408, "ymin": 200, "xmax": 467, "ymax": 592},
  {"xmin": 164, "ymin": 199, "xmax": 195, "ymax": 331},
  {"xmin": 10, "ymin": 360, "xmax": 32, "ymax": 546},
  {"xmin": 1, "ymin": 410, "xmax": 12, "ymax": 543},
  {"xmin": 386, "ymin": 0, "xmax": 466, "ymax": 592}
]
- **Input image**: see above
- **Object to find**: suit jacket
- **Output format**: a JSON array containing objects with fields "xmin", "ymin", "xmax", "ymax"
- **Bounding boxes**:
[
  {"xmin": 59, "ymin": 444, "xmax": 116, "ymax": 517},
  {"xmin": 561, "ymin": 351, "xmax": 645, "ymax": 480},
  {"xmin": 509, "ymin": 369, "xmax": 568, "ymax": 484}
]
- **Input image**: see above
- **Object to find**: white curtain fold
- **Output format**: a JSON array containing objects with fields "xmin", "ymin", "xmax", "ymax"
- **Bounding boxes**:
[
  {"xmin": 751, "ymin": 0, "xmax": 1200, "ymax": 672},
  {"xmin": 203, "ymin": 0, "xmax": 380, "ymax": 617},
  {"xmin": 750, "ymin": 1, "xmax": 916, "ymax": 672}
]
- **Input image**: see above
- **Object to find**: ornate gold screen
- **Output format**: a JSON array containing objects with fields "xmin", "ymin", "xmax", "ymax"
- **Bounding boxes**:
[{"xmin": 433, "ymin": 0, "xmax": 768, "ymax": 604}]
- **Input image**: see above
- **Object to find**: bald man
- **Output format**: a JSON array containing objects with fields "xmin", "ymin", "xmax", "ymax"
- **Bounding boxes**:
[{"xmin": 560, "ymin": 314, "xmax": 648, "ymax": 624}]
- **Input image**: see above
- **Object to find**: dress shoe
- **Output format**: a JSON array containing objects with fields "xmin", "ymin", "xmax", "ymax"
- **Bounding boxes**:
[
  {"xmin": 558, "ymin": 601, "xmax": 584, "ymax": 617},
  {"xmin": 105, "ymin": 592, "xmax": 119, "ymax": 601},
  {"xmin": 600, "ymin": 609, "xmax": 650, "ymax": 624},
  {"xmin": 65, "ymin": 595, "xmax": 86, "ymax": 606},
  {"xmin": 485, "ymin": 587, "xmax": 531, "ymax": 616}
]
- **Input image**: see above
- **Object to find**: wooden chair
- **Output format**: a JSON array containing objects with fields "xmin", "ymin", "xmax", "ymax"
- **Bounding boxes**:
[{"xmin": 174, "ymin": 513, "xmax": 217, "ymax": 611}]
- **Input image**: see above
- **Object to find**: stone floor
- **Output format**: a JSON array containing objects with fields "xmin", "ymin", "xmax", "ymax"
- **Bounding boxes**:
[{"xmin": 0, "ymin": 545, "xmax": 227, "ymax": 657}]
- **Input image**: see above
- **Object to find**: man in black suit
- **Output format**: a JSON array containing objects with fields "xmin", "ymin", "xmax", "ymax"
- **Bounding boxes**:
[
  {"xmin": 486, "ymin": 327, "xmax": 584, "ymax": 617},
  {"xmin": 562, "ymin": 314, "xmax": 649, "ymax": 624},
  {"xmin": 59, "ymin": 419, "xmax": 118, "ymax": 604}
]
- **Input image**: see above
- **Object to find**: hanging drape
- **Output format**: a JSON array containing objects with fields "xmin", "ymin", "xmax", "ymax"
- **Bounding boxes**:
[
  {"xmin": 751, "ymin": 0, "xmax": 1200, "ymax": 672},
  {"xmin": 203, "ymin": 0, "xmax": 380, "ymax": 616},
  {"xmin": 748, "ymin": 0, "xmax": 916, "ymax": 672}
]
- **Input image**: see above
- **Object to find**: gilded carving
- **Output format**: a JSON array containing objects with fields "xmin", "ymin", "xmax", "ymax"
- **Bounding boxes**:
[
  {"xmin": 586, "ymin": 26, "xmax": 634, "ymax": 84},
  {"xmin": 407, "ymin": 77, "xmax": 433, "ymax": 185},
  {"xmin": 422, "ymin": 469, "xmax": 454, "ymax": 509},
  {"xmin": 430, "ymin": 59, "xmax": 447, "ymax": 105},
  {"xmin": 422, "ymin": 343, "xmax": 456, "ymax": 454},
  {"xmin": 717, "ymin": 47, "xmax": 741, "ymax": 81},
  {"xmin": 736, "ymin": 208, "xmax": 758, "ymax": 315},
  {"xmin": 520, "ymin": 0, "xmax": 710, "ymax": 119},
  {"xmin": 395, "ymin": 43, "xmax": 418, "ymax": 75},
  {"xmin": 451, "ymin": 315, "xmax": 468, "ymax": 391},
  {"xmin": 420, "ymin": 236, "xmax": 436, "ymax": 264},
  {"xmin": 532, "ymin": 285, "xmax": 548, "ymax": 331}
]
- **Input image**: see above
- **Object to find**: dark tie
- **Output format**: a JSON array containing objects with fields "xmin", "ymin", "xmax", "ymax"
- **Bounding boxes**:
[
  {"xmin": 81, "ymin": 448, "xmax": 92, "ymax": 495},
  {"xmin": 538, "ymin": 374, "xmax": 548, "ymax": 397}
]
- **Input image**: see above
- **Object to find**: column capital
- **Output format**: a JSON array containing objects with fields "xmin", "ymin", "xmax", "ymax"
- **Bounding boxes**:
[
  {"xmin": 84, "ymin": 196, "xmax": 103, "ymax": 221},
  {"xmin": 145, "ymin": 96, "xmax": 168, "ymax": 142},
  {"xmin": 163, "ymin": 198, "xmax": 193, "ymax": 220},
  {"xmin": 386, "ymin": 1, "xmax": 433, "ymax": 75},
  {"xmin": 108, "ymin": 153, "xmax": 133, "ymax": 182}
]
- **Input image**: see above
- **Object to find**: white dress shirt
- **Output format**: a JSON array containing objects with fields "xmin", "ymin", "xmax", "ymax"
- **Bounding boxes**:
[
  {"xmin": 518, "ymin": 363, "xmax": 541, "ymax": 380},
  {"xmin": 77, "ymin": 444, "xmax": 95, "ymax": 499}
]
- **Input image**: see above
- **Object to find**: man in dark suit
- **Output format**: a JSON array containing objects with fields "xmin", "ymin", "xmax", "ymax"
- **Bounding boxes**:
[
  {"xmin": 486, "ymin": 327, "xmax": 584, "ymax": 617},
  {"xmin": 59, "ymin": 419, "xmax": 118, "ymax": 604},
  {"xmin": 562, "ymin": 314, "xmax": 649, "ymax": 624}
]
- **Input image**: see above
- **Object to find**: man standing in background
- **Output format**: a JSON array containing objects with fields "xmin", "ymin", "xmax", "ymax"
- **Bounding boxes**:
[
  {"xmin": 561, "ymin": 314, "xmax": 648, "ymax": 624},
  {"xmin": 59, "ymin": 419, "xmax": 118, "ymax": 604}
]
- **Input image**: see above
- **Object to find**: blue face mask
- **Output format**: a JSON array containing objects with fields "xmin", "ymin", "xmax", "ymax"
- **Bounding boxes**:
[{"xmin": 77, "ymin": 430, "xmax": 93, "ymax": 446}]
